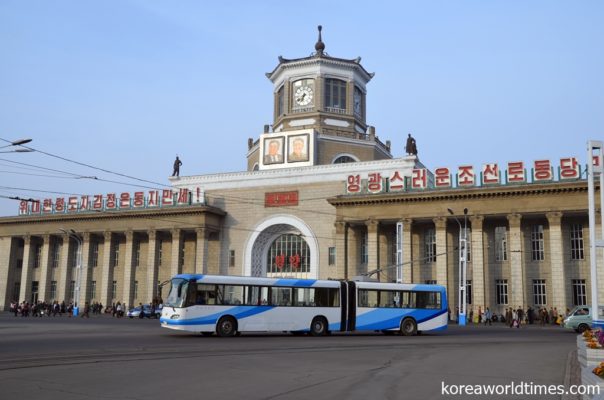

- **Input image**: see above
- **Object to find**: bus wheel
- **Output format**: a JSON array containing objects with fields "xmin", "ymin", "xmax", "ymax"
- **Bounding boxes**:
[
  {"xmin": 216, "ymin": 316, "xmax": 237, "ymax": 337},
  {"xmin": 400, "ymin": 318, "xmax": 417, "ymax": 336},
  {"xmin": 310, "ymin": 317, "xmax": 327, "ymax": 336}
]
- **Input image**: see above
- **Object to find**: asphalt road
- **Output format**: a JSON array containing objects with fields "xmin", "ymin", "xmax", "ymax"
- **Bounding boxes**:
[{"xmin": 0, "ymin": 313, "xmax": 578, "ymax": 400}]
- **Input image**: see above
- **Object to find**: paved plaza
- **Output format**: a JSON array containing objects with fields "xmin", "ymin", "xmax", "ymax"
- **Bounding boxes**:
[{"xmin": 0, "ymin": 312, "xmax": 580, "ymax": 400}]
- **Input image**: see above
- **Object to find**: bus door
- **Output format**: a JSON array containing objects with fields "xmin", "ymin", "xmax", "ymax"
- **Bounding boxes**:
[
  {"xmin": 339, "ymin": 282, "xmax": 348, "ymax": 332},
  {"xmin": 347, "ymin": 281, "xmax": 356, "ymax": 331}
]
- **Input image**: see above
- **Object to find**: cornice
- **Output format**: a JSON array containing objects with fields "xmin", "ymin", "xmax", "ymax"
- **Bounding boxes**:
[
  {"xmin": 327, "ymin": 181, "xmax": 591, "ymax": 207},
  {"xmin": 266, "ymin": 56, "xmax": 374, "ymax": 83},
  {"xmin": 0, "ymin": 205, "xmax": 226, "ymax": 226}
]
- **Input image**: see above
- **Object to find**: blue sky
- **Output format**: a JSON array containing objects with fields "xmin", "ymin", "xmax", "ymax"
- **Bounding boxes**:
[{"xmin": 0, "ymin": 0, "xmax": 602, "ymax": 216}]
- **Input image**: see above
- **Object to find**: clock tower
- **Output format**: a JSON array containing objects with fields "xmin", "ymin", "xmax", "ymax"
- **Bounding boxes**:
[{"xmin": 247, "ymin": 26, "xmax": 392, "ymax": 171}]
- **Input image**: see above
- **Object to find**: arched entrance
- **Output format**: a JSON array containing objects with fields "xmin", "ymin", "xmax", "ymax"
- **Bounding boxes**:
[{"xmin": 244, "ymin": 215, "xmax": 318, "ymax": 278}]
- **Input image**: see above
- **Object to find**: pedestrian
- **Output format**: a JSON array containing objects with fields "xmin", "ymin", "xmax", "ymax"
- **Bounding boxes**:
[
  {"xmin": 81, "ymin": 302, "xmax": 90, "ymax": 318},
  {"xmin": 553, "ymin": 307, "xmax": 559, "ymax": 325},
  {"xmin": 469, "ymin": 309, "xmax": 474, "ymax": 325},
  {"xmin": 484, "ymin": 307, "xmax": 492, "ymax": 326}
]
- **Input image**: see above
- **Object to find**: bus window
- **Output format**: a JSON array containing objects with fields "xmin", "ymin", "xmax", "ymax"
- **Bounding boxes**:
[
  {"xmin": 165, "ymin": 278, "xmax": 188, "ymax": 308},
  {"xmin": 293, "ymin": 288, "xmax": 314, "ymax": 306},
  {"xmin": 271, "ymin": 287, "xmax": 292, "ymax": 306},
  {"xmin": 223, "ymin": 285, "xmax": 244, "ymax": 305},
  {"xmin": 378, "ymin": 290, "xmax": 399, "ymax": 308},
  {"xmin": 196, "ymin": 284, "xmax": 216, "ymax": 305},
  {"xmin": 358, "ymin": 289, "xmax": 378, "ymax": 307},
  {"xmin": 415, "ymin": 291, "xmax": 440, "ymax": 309},
  {"xmin": 328, "ymin": 288, "xmax": 340, "ymax": 307},
  {"xmin": 401, "ymin": 291, "xmax": 415, "ymax": 308}
]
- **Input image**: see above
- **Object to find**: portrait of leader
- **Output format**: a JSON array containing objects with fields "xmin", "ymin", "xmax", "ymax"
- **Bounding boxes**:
[
  {"xmin": 287, "ymin": 134, "xmax": 309, "ymax": 163},
  {"xmin": 263, "ymin": 137, "xmax": 284, "ymax": 165}
]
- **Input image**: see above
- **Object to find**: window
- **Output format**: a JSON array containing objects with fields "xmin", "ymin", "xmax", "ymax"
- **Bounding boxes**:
[
  {"xmin": 425, "ymin": 280, "xmax": 437, "ymax": 285},
  {"xmin": 358, "ymin": 289, "xmax": 378, "ymax": 308},
  {"xmin": 33, "ymin": 244, "xmax": 42, "ymax": 268},
  {"xmin": 267, "ymin": 234, "xmax": 310, "ymax": 273},
  {"xmin": 358, "ymin": 289, "xmax": 441, "ymax": 309},
  {"xmin": 328, "ymin": 247, "xmax": 336, "ymax": 266},
  {"xmin": 31, "ymin": 281, "xmax": 39, "ymax": 303},
  {"xmin": 570, "ymin": 224, "xmax": 584, "ymax": 260},
  {"xmin": 133, "ymin": 281, "xmax": 138, "ymax": 300},
  {"xmin": 12, "ymin": 282, "xmax": 20, "ymax": 302},
  {"xmin": 223, "ymin": 285, "xmax": 244, "ymax": 305},
  {"xmin": 70, "ymin": 244, "xmax": 78, "ymax": 268},
  {"xmin": 244, "ymin": 286, "xmax": 269, "ymax": 305},
  {"xmin": 229, "ymin": 250, "xmax": 235, "ymax": 268},
  {"xmin": 277, "ymin": 85, "xmax": 284, "ymax": 116},
  {"xmin": 572, "ymin": 279, "xmax": 587, "ymax": 306},
  {"xmin": 293, "ymin": 287, "xmax": 339, "ymax": 307},
  {"xmin": 271, "ymin": 287, "xmax": 293, "ymax": 306},
  {"xmin": 158, "ymin": 240, "xmax": 163, "ymax": 266},
  {"xmin": 69, "ymin": 281, "xmax": 75, "ymax": 301},
  {"xmin": 194, "ymin": 284, "xmax": 217, "ymax": 305},
  {"xmin": 113, "ymin": 243, "xmax": 120, "ymax": 267},
  {"xmin": 353, "ymin": 86, "xmax": 363, "ymax": 117},
  {"xmin": 91, "ymin": 242, "xmax": 99, "ymax": 268},
  {"xmin": 424, "ymin": 229, "xmax": 436, "ymax": 263},
  {"xmin": 324, "ymin": 78, "xmax": 346, "ymax": 111},
  {"xmin": 495, "ymin": 226, "xmax": 507, "ymax": 262},
  {"xmin": 90, "ymin": 281, "xmax": 97, "ymax": 300},
  {"xmin": 50, "ymin": 281, "xmax": 57, "ymax": 300},
  {"xmin": 532, "ymin": 279, "xmax": 546, "ymax": 305},
  {"xmin": 360, "ymin": 232, "xmax": 368, "ymax": 265},
  {"xmin": 180, "ymin": 242, "xmax": 185, "ymax": 267},
  {"xmin": 466, "ymin": 280, "xmax": 472, "ymax": 305},
  {"xmin": 134, "ymin": 241, "xmax": 140, "ymax": 267},
  {"xmin": 531, "ymin": 225, "xmax": 545, "ymax": 261},
  {"xmin": 112, "ymin": 281, "xmax": 117, "ymax": 300},
  {"xmin": 333, "ymin": 155, "xmax": 356, "ymax": 164},
  {"xmin": 52, "ymin": 242, "xmax": 61, "ymax": 268},
  {"xmin": 496, "ymin": 280, "xmax": 508, "ymax": 305}
]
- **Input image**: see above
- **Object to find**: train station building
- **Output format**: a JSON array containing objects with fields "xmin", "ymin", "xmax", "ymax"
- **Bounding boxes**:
[{"xmin": 0, "ymin": 29, "xmax": 599, "ymax": 317}]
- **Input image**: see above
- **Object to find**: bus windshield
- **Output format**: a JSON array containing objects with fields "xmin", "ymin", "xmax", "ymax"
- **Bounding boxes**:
[{"xmin": 165, "ymin": 278, "xmax": 189, "ymax": 308}]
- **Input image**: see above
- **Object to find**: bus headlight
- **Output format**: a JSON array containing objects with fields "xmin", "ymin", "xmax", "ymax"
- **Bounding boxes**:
[{"xmin": 171, "ymin": 314, "xmax": 180, "ymax": 319}]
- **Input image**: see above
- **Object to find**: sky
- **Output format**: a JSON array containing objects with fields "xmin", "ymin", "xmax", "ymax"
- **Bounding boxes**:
[{"xmin": 0, "ymin": 0, "xmax": 603, "ymax": 216}]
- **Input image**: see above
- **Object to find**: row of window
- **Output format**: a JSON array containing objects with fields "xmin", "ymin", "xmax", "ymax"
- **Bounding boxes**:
[
  {"xmin": 191, "ymin": 284, "xmax": 340, "ymax": 308},
  {"xmin": 420, "ymin": 224, "xmax": 585, "ymax": 264},
  {"xmin": 494, "ymin": 278, "xmax": 587, "ymax": 306},
  {"xmin": 14, "ymin": 279, "xmax": 147, "ymax": 304},
  {"xmin": 358, "ymin": 289, "xmax": 441, "ymax": 309}
]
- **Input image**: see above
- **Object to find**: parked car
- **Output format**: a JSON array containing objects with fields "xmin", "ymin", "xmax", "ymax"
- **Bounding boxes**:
[
  {"xmin": 127, "ymin": 305, "xmax": 161, "ymax": 319},
  {"xmin": 563, "ymin": 306, "xmax": 604, "ymax": 333}
]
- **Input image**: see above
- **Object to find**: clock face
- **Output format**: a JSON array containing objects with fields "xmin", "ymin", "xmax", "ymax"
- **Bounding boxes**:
[{"xmin": 295, "ymin": 86, "xmax": 314, "ymax": 106}]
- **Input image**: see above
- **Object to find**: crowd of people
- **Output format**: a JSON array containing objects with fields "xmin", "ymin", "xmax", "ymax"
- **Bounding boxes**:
[
  {"xmin": 8, "ymin": 297, "xmax": 163, "ymax": 319},
  {"xmin": 449, "ymin": 305, "xmax": 571, "ymax": 327}
]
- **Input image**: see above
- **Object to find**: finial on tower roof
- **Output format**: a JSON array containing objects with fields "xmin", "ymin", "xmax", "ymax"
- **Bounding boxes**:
[{"xmin": 315, "ymin": 25, "xmax": 325, "ymax": 56}]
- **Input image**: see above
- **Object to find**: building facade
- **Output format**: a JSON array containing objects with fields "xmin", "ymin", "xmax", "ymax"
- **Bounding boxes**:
[{"xmin": 0, "ymin": 28, "xmax": 600, "ymax": 317}]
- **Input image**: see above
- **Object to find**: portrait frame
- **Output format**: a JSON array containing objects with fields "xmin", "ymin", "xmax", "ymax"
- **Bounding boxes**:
[
  {"xmin": 263, "ymin": 136, "xmax": 285, "ymax": 165},
  {"xmin": 287, "ymin": 133, "xmax": 310, "ymax": 163}
]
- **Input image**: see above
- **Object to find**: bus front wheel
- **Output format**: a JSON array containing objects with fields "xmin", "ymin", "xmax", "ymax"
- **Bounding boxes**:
[
  {"xmin": 310, "ymin": 317, "xmax": 328, "ymax": 336},
  {"xmin": 400, "ymin": 318, "xmax": 417, "ymax": 336},
  {"xmin": 216, "ymin": 316, "xmax": 237, "ymax": 337}
]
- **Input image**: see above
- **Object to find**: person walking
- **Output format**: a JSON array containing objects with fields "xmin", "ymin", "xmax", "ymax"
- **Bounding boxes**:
[{"xmin": 484, "ymin": 308, "xmax": 492, "ymax": 326}]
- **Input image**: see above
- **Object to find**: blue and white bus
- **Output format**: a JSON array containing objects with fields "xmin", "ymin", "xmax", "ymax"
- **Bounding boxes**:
[{"xmin": 160, "ymin": 274, "xmax": 447, "ymax": 337}]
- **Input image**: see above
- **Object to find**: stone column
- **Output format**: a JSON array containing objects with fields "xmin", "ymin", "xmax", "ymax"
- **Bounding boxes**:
[
  {"xmin": 547, "ymin": 212, "xmax": 565, "ymax": 311},
  {"xmin": 470, "ymin": 215, "xmax": 485, "ymax": 313},
  {"xmin": 38, "ymin": 234, "xmax": 52, "ymax": 302},
  {"xmin": 147, "ymin": 230, "xmax": 159, "ymax": 302},
  {"xmin": 402, "ymin": 219, "xmax": 413, "ymax": 283},
  {"xmin": 170, "ymin": 229, "xmax": 182, "ymax": 278},
  {"xmin": 433, "ymin": 217, "xmax": 448, "ymax": 286},
  {"xmin": 195, "ymin": 227, "xmax": 208, "ymax": 275},
  {"xmin": 78, "ymin": 232, "xmax": 92, "ymax": 307},
  {"xmin": 57, "ymin": 234, "xmax": 71, "ymax": 303},
  {"xmin": 99, "ymin": 231, "xmax": 113, "ymax": 306},
  {"xmin": 0, "ymin": 237, "xmax": 16, "ymax": 310},
  {"xmin": 335, "ymin": 221, "xmax": 347, "ymax": 279},
  {"xmin": 507, "ymin": 213, "xmax": 524, "ymax": 308},
  {"xmin": 366, "ymin": 219, "xmax": 379, "ymax": 277},
  {"xmin": 122, "ymin": 231, "xmax": 135, "ymax": 307},
  {"xmin": 19, "ymin": 235, "xmax": 33, "ymax": 303}
]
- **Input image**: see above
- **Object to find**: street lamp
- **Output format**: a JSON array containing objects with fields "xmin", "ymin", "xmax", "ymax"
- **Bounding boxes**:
[
  {"xmin": 448, "ymin": 207, "xmax": 468, "ymax": 326},
  {"xmin": 59, "ymin": 228, "xmax": 82, "ymax": 317}
]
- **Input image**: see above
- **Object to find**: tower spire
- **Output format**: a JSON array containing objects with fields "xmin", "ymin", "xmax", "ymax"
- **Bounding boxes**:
[{"xmin": 314, "ymin": 25, "xmax": 325, "ymax": 56}]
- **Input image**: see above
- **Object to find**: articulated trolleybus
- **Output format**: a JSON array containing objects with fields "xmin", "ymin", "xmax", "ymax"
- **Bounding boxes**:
[{"xmin": 160, "ymin": 274, "xmax": 448, "ymax": 337}]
